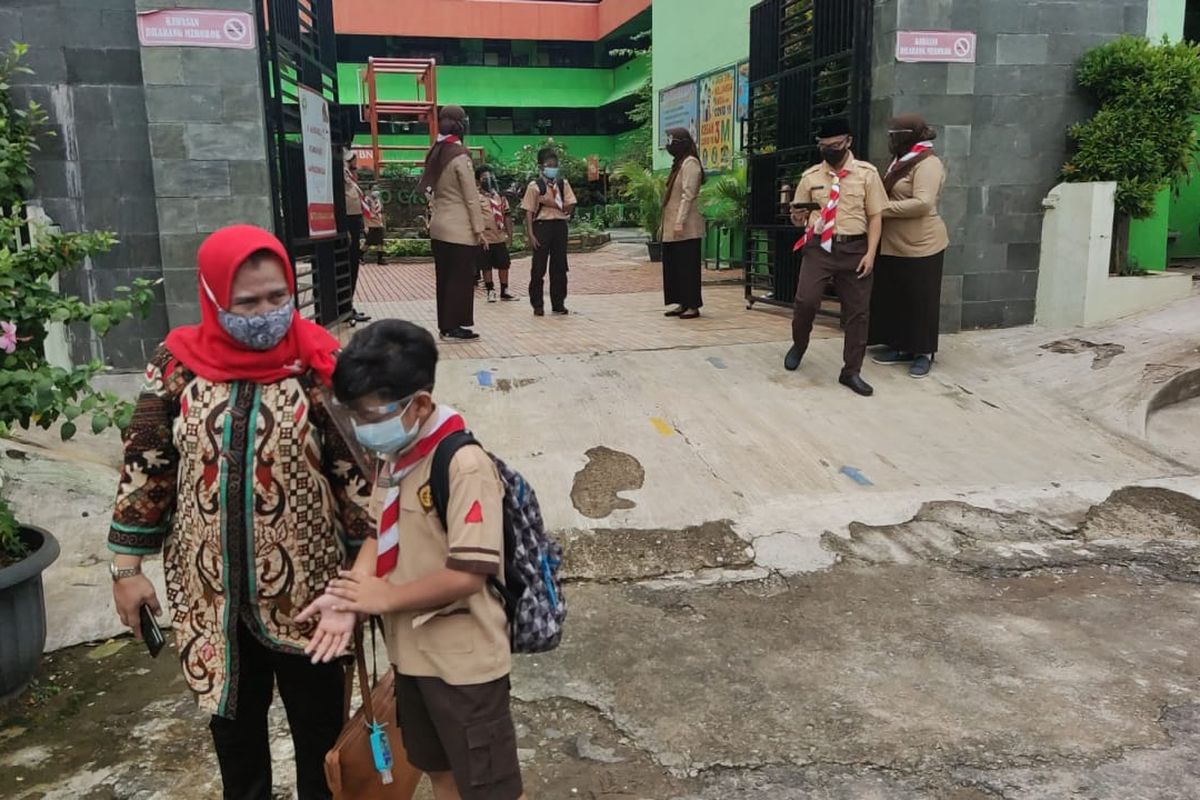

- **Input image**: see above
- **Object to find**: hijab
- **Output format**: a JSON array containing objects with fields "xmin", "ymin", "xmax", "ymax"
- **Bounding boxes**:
[
  {"xmin": 883, "ymin": 113, "xmax": 937, "ymax": 195},
  {"xmin": 164, "ymin": 225, "xmax": 340, "ymax": 385},
  {"xmin": 417, "ymin": 105, "xmax": 471, "ymax": 196},
  {"xmin": 663, "ymin": 127, "xmax": 706, "ymax": 210}
]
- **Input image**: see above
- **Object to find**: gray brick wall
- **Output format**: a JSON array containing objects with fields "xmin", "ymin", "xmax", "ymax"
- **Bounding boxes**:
[
  {"xmin": 871, "ymin": 0, "xmax": 1149, "ymax": 331},
  {"xmin": 136, "ymin": 0, "xmax": 274, "ymax": 329},
  {"xmin": 8, "ymin": 0, "xmax": 169, "ymax": 369}
]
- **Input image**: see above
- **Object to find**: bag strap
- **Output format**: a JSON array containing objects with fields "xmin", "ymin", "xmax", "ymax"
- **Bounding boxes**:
[
  {"xmin": 429, "ymin": 432, "xmax": 518, "ymax": 621},
  {"xmin": 353, "ymin": 625, "xmax": 376, "ymax": 723},
  {"xmin": 429, "ymin": 431, "xmax": 480, "ymax": 532}
]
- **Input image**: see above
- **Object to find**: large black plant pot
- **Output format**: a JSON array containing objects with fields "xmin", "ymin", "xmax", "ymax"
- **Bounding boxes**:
[{"xmin": 0, "ymin": 525, "xmax": 60, "ymax": 703}]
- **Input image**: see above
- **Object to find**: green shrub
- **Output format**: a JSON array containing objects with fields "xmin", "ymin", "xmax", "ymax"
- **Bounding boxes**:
[
  {"xmin": 384, "ymin": 238, "xmax": 434, "ymax": 258},
  {"xmin": 612, "ymin": 163, "xmax": 667, "ymax": 241},
  {"xmin": 1063, "ymin": 36, "xmax": 1200, "ymax": 218},
  {"xmin": 0, "ymin": 44, "xmax": 155, "ymax": 560}
]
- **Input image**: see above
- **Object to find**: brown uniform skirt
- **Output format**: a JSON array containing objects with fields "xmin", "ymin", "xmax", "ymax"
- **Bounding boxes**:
[
  {"xmin": 868, "ymin": 250, "xmax": 945, "ymax": 355},
  {"xmin": 432, "ymin": 239, "xmax": 480, "ymax": 333}
]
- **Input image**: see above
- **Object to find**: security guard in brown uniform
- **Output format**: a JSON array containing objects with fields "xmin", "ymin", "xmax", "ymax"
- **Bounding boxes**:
[{"xmin": 784, "ymin": 118, "xmax": 886, "ymax": 396}]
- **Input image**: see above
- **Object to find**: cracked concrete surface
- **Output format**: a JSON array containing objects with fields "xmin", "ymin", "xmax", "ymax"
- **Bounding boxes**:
[{"xmin": 8, "ymin": 489, "xmax": 1200, "ymax": 799}]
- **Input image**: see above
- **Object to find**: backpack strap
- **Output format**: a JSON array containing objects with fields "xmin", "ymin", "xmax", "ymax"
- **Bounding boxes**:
[
  {"xmin": 535, "ymin": 178, "xmax": 547, "ymax": 196},
  {"xmin": 429, "ymin": 431, "xmax": 480, "ymax": 532},
  {"xmin": 429, "ymin": 432, "xmax": 520, "ymax": 622}
]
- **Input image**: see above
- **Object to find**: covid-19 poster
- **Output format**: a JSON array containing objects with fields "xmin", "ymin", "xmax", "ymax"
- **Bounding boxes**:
[
  {"xmin": 737, "ymin": 61, "xmax": 750, "ymax": 121},
  {"xmin": 659, "ymin": 81, "xmax": 698, "ymax": 147},
  {"xmin": 699, "ymin": 68, "xmax": 736, "ymax": 172}
]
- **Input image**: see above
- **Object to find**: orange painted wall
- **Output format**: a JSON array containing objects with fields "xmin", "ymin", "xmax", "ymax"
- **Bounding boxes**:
[{"xmin": 333, "ymin": 0, "xmax": 650, "ymax": 41}]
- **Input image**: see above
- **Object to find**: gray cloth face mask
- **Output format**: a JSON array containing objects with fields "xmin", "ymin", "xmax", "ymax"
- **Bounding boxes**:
[{"xmin": 203, "ymin": 277, "xmax": 294, "ymax": 351}]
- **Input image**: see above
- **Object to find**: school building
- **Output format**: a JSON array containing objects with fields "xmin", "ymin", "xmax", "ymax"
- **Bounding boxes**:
[{"xmin": 333, "ymin": 0, "xmax": 652, "ymax": 165}]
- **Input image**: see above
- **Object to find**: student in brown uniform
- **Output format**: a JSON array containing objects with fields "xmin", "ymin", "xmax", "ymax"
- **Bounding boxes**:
[
  {"xmin": 785, "ymin": 118, "xmax": 886, "ymax": 397},
  {"xmin": 522, "ymin": 147, "xmax": 576, "ymax": 316},
  {"xmin": 419, "ymin": 105, "xmax": 485, "ymax": 342},
  {"xmin": 661, "ymin": 127, "xmax": 706, "ymax": 319},
  {"xmin": 307, "ymin": 320, "xmax": 526, "ymax": 800},
  {"xmin": 476, "ymin": 164, "xmax": 515, "ymax": 303},
  {"xmin": 870, "ymin": 113, "xmax": 949, "ymax": 379}
]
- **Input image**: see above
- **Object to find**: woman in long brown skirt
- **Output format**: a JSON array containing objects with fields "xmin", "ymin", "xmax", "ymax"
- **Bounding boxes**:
[
  {"xmin": 870, "ymin": 113, "xmax": 949, "ymax": 378},
  {"xmin": 661, "ymin": 127, "xmax": 706, "ymax": 319},
  {"xmin": 418, "ymin": 105, "xmax": 484, "ymax": 341}
]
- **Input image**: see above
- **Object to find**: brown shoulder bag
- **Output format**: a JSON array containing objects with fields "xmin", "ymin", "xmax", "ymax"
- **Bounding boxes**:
[{"xmin": 324, "ymin": 624, "xmax": 423, "ymax": 799}]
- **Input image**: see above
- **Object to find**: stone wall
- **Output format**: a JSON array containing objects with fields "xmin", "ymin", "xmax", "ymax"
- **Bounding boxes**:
[
  {"xmin": 870, "ymin": 0, "xmax": 1150, "ymax": 331},
  {"xmin": 5, "ymin": 0, "xmax": 169, "ymax": 369},
  {"xmin": 135, "ymin": 0, "xmax": 274, "ymax": 330}
]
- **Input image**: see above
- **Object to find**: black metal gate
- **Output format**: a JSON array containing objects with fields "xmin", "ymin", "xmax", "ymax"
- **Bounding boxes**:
[
  {"xmin": 744, "ymin": 0, "xmax": 872, "ymax": 310},
  {"xmin": 256, "ymin": 0, "xmax": 352, "ymax": 326}
]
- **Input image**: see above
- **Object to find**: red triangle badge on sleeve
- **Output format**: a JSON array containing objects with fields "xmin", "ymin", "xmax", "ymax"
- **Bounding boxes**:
[{"xmin": 464, "ymin": 500, "xmax": 484, "ymax": 524}]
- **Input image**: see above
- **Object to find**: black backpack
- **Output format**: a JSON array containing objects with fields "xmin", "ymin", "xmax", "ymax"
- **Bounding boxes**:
[{"xmin": 429, "ymin": 432, "xmax": 566, "ymax": 653}]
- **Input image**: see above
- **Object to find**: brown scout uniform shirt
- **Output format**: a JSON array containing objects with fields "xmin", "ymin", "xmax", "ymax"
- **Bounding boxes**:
[
  {"xmin": 429, "ymin": 153, "xmax": 485, "ymax": 247},
  {"xmin": 662, "ymin": 156, "xmax": 705, "ymax": 242},
  {"xmin": 881, "ymin": 156, "xmax": 949, "ymax": 258},
  {"xmin": 521, "ymin": 178, "xmax": 577, "ymax": 222},
  {"xmin": 478, "ymin": 192, "xmax": 511, "ymax": 246},
  {"xmin": 381, "ymin": 427, "xmax": 511, "ymax": 686},
  {"xmin": 792, "ymin": 154, "xmax": 887, "ymax": 236}
]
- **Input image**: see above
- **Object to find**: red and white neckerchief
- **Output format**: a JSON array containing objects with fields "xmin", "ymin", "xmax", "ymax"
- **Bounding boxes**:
[
  {"xmin": 884, "ymin": 141, "xmax": 934, "ymax": 181},
  {"xmin": 793, "ymin": 167, "xmax": 850, "ymax": 253},
  {"xmin": 437, "ymin": 134, "xmax": 461, "ymax": 145},
  {"xmin": 547, "ymin": 181, "xmax": 564, "ymax": 211},
  {"xmin": 375, "ymin": 406, "xmax": 467, "ymax": 577},
  {"xmin": 486, "ymin": 193, "xmax": 506, "ymax": 228}
]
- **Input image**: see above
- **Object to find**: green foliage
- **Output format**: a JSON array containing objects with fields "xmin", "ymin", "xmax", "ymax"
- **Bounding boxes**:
[
  {"xmin": 700, "ymin": 160, "xmax": 748, "ymax": 228},
  {"xmin": 384, "ymin": 238, "xmax": 434, "ymax": 258},
  {"xmin": 499, "ymin": 138, "xmax": 589, "ymax": 187},
  {"xmin": 613, "ymin": 163, "xmax": 667, "ymax": 240},
  {"xmin": 613, "ymin": 39, "xmax": 653, "ymax": 170},
  {"xmin": 0, "ymin": 44, "xmax": 156, "ymax": 559},
  {"xmin": 1063, "ymin": 36, "xmax": 1200, "ymax": 219}
]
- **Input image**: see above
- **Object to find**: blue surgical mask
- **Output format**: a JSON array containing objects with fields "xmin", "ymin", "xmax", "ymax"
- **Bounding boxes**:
[
  {"xmin": 542, "ymin": 167, "xmax": 560, "ymax": 180},
  {"xmin": 352, "ymin": 396, "xmax": 422, "ymax": 454}
]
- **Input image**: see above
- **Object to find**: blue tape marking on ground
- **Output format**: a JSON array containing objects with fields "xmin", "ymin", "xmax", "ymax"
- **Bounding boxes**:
[
  {"xmin": 839, "ymin": 466, "xmax": 874, "ymax": 486},
  {"xmin": 475, "ymin": 370, "xmax": 494, "ymax": 387},
  {"xmin": 707, "ymin": 357, "xmax": 727, "ymax": 369}
]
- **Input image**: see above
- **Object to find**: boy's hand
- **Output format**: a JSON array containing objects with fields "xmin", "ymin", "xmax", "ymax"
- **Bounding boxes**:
[
  {"xmin": 326, "ymin": 571, "xmax": 398, "ymax": 615},
  {"xmin": 296, "ymin": 593, "xmax": 356, "ymax": 664},
  {"xmin": 527, "ymin": 231, "xmax": 541, "ymax": 251}
]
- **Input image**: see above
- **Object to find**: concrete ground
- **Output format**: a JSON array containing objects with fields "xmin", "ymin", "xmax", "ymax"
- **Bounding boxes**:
[{"xmin": 4, "ymin": 244, "xmax": 1200, "ymax": 799}]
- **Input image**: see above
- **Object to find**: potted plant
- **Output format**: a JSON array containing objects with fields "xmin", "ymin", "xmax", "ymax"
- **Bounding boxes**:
[
  {"xmin": 0, "ymin": 43, "xmax": 156, "ymax": 701},
  {"xmin": 700, "ymin": 160, "xmax": 749, "ymax": 268},
  {"xmin": 614, "ymin": 163, "xmax": 667, "ymax": 261}
]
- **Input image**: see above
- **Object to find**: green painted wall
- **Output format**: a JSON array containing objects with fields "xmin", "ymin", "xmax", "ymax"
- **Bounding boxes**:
[
  {"xmin": 338, "ymin": 55, "xmax": 649, "ymax": 108},
  {"xmin": 651, "ymin": 0, "xmax": 755, "ymax": 171},
  {"xmin": 353, "ymin": 133, "xmax": 620, "ymax": 165},
  {"xmin": 1169, "ymin": 118, "xmax": 1200, "ymax": 258},
  {"xmin": 1131, "ymin": 0, "xmax": 1187, "ymax": 270}
]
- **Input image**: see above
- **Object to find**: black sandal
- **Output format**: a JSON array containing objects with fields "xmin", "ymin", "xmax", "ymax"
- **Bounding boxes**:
[
  {"xmin": 664, "ymin": 307, "xmax": 684, "ymax": 317},
  {"xmin": 679, "ymin": 310, "xmax": 701, "ymax": 320}
]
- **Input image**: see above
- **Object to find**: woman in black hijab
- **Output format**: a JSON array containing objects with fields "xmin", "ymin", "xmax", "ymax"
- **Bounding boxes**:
[{"xmin": 661, "ymin": 128, "xmax": 707, "ymax": 319}]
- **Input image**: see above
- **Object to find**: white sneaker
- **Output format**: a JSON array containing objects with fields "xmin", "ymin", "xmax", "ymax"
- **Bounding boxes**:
[{"xmin": 486, "ymin": 290, "xmax": 497, "ymax": 303}]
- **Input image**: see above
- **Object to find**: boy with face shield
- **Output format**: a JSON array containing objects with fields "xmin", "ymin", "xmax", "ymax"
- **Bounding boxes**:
[{"xmin": 301, "ymin": 320, "xmax": 526, "ymax": 800}]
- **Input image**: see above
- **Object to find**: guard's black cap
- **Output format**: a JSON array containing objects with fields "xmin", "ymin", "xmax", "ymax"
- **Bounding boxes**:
[{"xmin": 817, "ymin": 118, "xmax": 852, "ymax": 138}]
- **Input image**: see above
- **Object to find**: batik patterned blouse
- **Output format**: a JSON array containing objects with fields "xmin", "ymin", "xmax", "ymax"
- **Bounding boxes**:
[{"xmin": 108, "ymin": 346, "xmax": 373, "ymax": 718}]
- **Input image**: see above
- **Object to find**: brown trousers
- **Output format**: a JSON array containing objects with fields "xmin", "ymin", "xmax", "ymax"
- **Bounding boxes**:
[{"xmin": 791, "ymin": 237, "xmax": 873, "ymax": 378}]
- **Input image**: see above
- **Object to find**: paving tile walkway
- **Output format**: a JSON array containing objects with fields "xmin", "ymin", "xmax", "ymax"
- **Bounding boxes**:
[{"xmin": 352, "ymin": 243, "xmax": 834, "ymax": 359}]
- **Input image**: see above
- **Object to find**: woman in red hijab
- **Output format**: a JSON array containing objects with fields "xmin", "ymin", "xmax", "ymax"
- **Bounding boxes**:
[{"xmin": 106, "ymin": 225, "xmax": 373, "ymax": 799}]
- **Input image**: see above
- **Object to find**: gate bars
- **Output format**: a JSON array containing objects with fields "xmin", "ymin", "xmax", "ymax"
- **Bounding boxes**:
[
  {"xmin": 256, "ymin": 0, "xmax": 352, "ymax": 326},
  {"xmin": 744, "ymin": 0, "xmax": 873, "ymax": 310}
]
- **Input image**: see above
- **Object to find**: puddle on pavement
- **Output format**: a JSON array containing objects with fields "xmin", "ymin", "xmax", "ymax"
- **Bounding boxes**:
[
  {"xmin": 1041, "ymin": 337, "xmax": 1126, "ymax": 369},
  {"xmin": 570, "ymin": 446, "xmax": 645, "ymax": 518}
]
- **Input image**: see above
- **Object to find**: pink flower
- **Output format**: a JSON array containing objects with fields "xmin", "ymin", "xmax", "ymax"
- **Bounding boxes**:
[{"xmin": 0, "ymin": 322, "xmax": 17, "ymax": 354}]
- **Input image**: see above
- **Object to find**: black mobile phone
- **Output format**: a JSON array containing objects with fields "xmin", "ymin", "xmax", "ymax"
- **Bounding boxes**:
[{"xmin": 140, "ymin": 604, "xmax": 165, "ymax": 658}]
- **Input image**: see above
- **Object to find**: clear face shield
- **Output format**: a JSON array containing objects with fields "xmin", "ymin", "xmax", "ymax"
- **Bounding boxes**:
[{"xmin": 317, "ymin": 387, "xmax": 420, "ymax": 488}]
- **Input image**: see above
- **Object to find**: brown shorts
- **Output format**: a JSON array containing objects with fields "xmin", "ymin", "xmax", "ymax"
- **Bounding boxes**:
[{"xmin": 395, "ymin": 673, "xmax": 523, "ymax": 800}]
